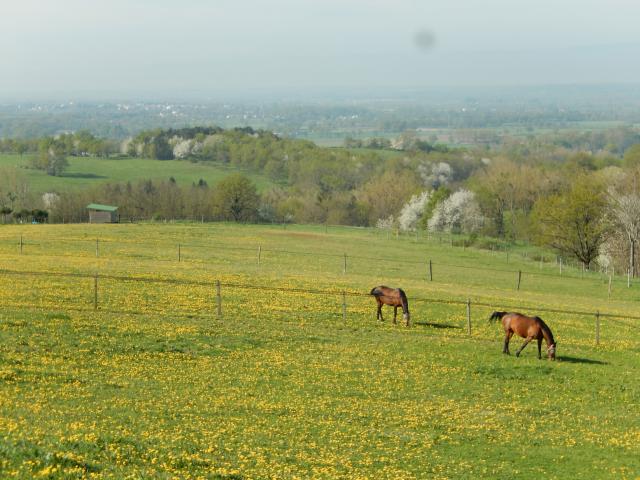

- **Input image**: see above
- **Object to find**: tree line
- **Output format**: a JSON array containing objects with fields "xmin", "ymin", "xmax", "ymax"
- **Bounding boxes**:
[{"xmin": 3, "ymin": 125, "xmax": 640, "ymax": 275}]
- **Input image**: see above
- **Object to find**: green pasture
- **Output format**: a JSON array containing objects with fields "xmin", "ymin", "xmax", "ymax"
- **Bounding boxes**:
[
  {"xmin": 0, "ymin": 223, "xmax": 638, "ymax": 479},
  {"xmin": 0, "ymin": 154, "xmax": 278, "ymax": 194}
]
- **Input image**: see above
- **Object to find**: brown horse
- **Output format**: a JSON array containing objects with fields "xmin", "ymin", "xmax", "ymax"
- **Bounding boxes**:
[
  {"xmin": 370, "ymin": 286, "xmax": 410, "ymax": 326},
  {"xmin": 490, "ymin": 311, "xmax": 556, "ymax": 360}
]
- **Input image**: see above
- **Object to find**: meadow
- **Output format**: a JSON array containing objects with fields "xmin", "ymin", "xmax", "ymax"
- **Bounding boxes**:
[
  {"xmin": 0, "ymin": 154, "xmax": 278, "ymax": 194},
  {"xmin": 0, "ymin": 223, "xmax": 638, "ymax": 479}
]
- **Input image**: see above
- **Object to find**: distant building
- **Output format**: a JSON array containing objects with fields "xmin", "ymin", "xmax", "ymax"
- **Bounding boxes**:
[{"xmin": 87, "ymin": 204, "xmax": 119, "ymax": 223}]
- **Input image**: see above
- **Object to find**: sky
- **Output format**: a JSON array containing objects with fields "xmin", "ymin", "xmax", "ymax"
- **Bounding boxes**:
[{"xmin": 2, "ymin": 0, "xmax": 640, "ymax": 100}]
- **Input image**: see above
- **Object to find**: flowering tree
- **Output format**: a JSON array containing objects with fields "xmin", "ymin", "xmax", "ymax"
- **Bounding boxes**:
[
  {"xmin": 428, "ymin": 189, "xmax": 483, "ymax": 233},
  {"xmin": 398, "ymin": 191, "xmax": 430, "ymax": 231},
  {"xmin": 376, "ymin": 215, "xmax": 395, "ymax": 230}
]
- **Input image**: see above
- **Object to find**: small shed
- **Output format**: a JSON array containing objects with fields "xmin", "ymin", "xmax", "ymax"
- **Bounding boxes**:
[{"xmin": 87, "ymin": 203, "xmax": 119, "ymax": 224}]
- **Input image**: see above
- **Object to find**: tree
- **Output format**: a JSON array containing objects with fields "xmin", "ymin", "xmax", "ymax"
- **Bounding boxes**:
[
  {"xmin": 623, "ymin": 144, "xmax": 640, "ymax": 169},
  {"xmin": 608, "ymin": 190, "xmax": 640, "ymax": 276},
  {"xmin": 427, "ymin": 189, "xmax": 483, "ymax": 234},
  {"xmin": 358, "ymin": 171, "xmax": 421, "ymax": 226},
  {"xmin": 212, "ymin": 174, "xmax": 259, "ymax": 222},
  {"xmin": 531, "ymin": 175, "xmax": 608, "ymax": 269},
  {"xmin": 398, "ymin": 191, "xmax": 430, "ymax": 231},
  {"xmin": 0, "ymin": 206, "xmax": 11, "ymax": 223}
]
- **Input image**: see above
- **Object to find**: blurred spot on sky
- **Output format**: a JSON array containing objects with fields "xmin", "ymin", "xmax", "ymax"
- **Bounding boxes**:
[{"xmin": 414, "ymin": 29, "xmax": 436, "ymax": 52}]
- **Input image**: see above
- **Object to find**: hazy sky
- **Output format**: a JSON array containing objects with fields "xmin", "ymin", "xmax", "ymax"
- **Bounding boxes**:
[{"xmin": 2, "ymin": 0, "xmax": 640, "ymax": 99}]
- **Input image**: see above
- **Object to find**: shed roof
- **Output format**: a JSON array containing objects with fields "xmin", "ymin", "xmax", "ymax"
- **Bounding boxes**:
[{"xmin": 87, "ymin": 203, "xmax": 118, "ymax": 212}]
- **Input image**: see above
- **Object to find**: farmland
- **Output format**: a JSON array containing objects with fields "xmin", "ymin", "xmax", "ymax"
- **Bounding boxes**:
[
  {"xmin": 0, "ymin": 154, "xmax": 278, "ymax": 195},
  {"xmin": 0, "ymin": 223, "xmax": 639, "ymax": 479}
]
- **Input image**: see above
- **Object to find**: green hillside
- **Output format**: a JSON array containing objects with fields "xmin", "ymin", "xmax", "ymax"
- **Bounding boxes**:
[
  {"xmin": 0, "ymin": 154, "xmax": 278, "ymax": 194},
  {"xmin": 0, "ymin": 223, "xmax": 638, "ymax": 478}
]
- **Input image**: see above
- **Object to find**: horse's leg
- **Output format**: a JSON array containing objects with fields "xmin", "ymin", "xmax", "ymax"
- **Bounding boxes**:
[
  {"xmin": 393, "ymin": 306, "xmax": 398, "ymax": 324},
  {"xmin": 515, "ymin": 336, "xmax": 534, "ymax": 357},
  {"xmin": 377, "ymin": 303, "xmax": 383, "ymax": 321},
  {"xmin": 503, "ymin": 331, "xmax": 513, "ymax": 354},
  {"xmin": 537, "ymin": 338, "xmax": 542, "ymax": 359}
]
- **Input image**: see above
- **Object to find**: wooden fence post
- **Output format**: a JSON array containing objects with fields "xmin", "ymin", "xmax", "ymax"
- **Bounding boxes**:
[
  {"xmin": 258, "ymin": 245, "xmax": 262, "ymax": 266},
  {"xmin": 429, "ymin": 260, "xmax": 433, "ymax": 281},
  {"xmin": 595, "ymin": 311, "xmax": 600, "ymax": 345},
  {"xmin": 466, "ymin": 299, "xmax": 471, "ymax": 335},
  {"xmin": 517, "ymin": 270, "xmax": 522, "ymax": 291},
  {"xmin": 216, "ymin": 280, "xmax": 222, "ymax": 318},
  {"xmin": 94, "ymin": 274, "xmax": 98, "ymax": 310},
  {"xmin": 96, "ymin": 238, "xmax": 99, "ymax": 258},
  {"xmin": 178, "ymin": 244, "xmax": 181, "ymax": 262},
  {"xmin": 342, "ymin": 291, "xmax": 347, "ymax": 323},
  {"xmin": 20, "ymin": 235, "xmax": 23, "ymax": 255},
  {"xmin": 343, "ymin": 253, "xmax": 347, "ymax": 274}
]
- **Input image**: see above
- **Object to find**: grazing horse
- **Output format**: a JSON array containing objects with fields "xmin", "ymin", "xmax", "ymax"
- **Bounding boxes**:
[
  {"xmin": 490, "ymin": 311, "xmax": 556, "ymax": 360},
  {"xmin": 370, "ymin": 286, "xmax": 410, "ymax": 326}
]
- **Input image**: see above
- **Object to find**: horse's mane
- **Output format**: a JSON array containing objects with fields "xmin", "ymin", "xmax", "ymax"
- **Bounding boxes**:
[
  {"xmin": 489, "ymin": 311, "xmax": 508, "ymax": 322},
  {"xmin": 534, "ymin": 316, "xmax": 555, "ymax": 345},
  {"xmin": 398, "ymin": 288, "xmax": 409, "ymax": 312}
]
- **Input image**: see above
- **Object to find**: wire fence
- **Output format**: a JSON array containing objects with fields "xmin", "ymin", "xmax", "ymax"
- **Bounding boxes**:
[
  {"xmin": 0, "ymin": 233, "xmax": 633, "ymax": 293},
  {"xmin": 0, "ymin": 267, "xmax": 637, "ymax": 348}
]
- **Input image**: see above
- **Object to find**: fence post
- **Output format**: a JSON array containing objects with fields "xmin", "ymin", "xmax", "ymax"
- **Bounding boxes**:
[
  {"xmin": 342, "ymin": 291, "xmax": 347, "ymax": 323},
  {"xmin": 343, "ymin": 253, "xmax": 347, "ymax": 274},
  {"xmin": 517, "ymin": 270, "xmax": 522, "ymax": 291},
  {"xmin": 96, "ymin": 238, "xmax": 99, "ymax": 258},
  {"xmin": 466, "ymin": 299, "xmax": 471, "ymax": 335},
  {"xmin": 216, "ymin": 280, "xmax": 222, "ymax": 318},
  {"xmin": 94, "ymin": 274, "xmax": 98, "ymax": 310},
  {"xmin": 20, "ymin": 235, "xmax": 23, "ymax": 255},
  {"xmin": 258, "ymin": 245, "xmax": 262, "ymax": 266},
  {"xmin": 595, "ymin": 311, "xmax": 600, "ymax": 345},
  {"xmin": 178, "ymin": 244, "xmax": 181, "ymax": 262},
  {"xmin": 608, "ymin": 275, "xmax": 612, "ymax": 299},
  {"xmin": 429, "ymin": 260, "xmax": 433, "ymax": 281}
]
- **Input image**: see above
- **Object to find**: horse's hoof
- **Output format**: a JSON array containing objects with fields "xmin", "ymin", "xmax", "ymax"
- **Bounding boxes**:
[{"xmin": 515, "ymin": 353, "xmax": 520, "ymax": 358}]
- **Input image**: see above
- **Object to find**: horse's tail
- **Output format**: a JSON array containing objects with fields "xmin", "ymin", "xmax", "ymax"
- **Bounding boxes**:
[
  {"xmin": 398, "ymin": 288, "xmax": 410, "ymax": 316},
  {"xmin": 489, "ymin": 311, "xmax": 507, "ymax": 322}
]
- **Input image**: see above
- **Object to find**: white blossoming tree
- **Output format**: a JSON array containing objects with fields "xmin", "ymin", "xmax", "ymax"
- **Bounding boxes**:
[
  {"xmin": 427, "ymin": 189, "xmax": 483, "ymax": 233},
  {"xmin": 398, "ymin": 191, "xmax": 430, "ymax": 231},
  {"xmin": 173, "ymin": 139, "xmax": 193, "ymax": 159},
  {"xmin": 376, "ymin": 215, "xmax": 395, "ymax": 230}
]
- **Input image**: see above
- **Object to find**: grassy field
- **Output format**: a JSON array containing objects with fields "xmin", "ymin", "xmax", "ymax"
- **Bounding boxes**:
[
  {"xmin": 0, "ymin": 223, "xmax": 638, "ymax": 479},
  {"xmin": 0, "ymin": 154, "xmax": 278, "ymax": 194}
]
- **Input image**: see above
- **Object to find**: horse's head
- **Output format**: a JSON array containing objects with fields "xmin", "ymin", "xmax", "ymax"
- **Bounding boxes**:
[
  {"xmin": 547, "ymin": 343, "xmax": 557, "ymax": 360},
  {"xmin": 489, "ymin": 311, "xmax": 506, "ymax": 322}
]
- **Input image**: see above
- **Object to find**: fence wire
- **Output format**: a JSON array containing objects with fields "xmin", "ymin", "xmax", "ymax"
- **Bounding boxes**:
[{"xmin": 1, "ymin": 266, "xmax": 639, "ymax": 323}]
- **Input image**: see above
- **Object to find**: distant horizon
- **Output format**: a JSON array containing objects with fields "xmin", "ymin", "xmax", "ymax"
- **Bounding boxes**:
[{"xmin": 3, "ymin": 82, "xmax": 640, "ymax": 104}]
